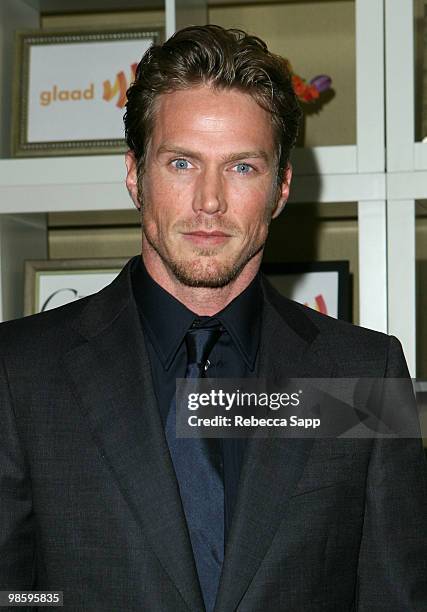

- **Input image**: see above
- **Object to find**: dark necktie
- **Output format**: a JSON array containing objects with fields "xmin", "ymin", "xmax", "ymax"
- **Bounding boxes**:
[{"xmin": 165, "ymin": 319, "xmax": 224, "ymax": 612}]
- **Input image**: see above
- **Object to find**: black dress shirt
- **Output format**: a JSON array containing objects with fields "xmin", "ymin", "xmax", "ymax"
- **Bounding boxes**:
[{"xmin": 131, "ymin": 256, "xmax": 262, "ymax": 539}]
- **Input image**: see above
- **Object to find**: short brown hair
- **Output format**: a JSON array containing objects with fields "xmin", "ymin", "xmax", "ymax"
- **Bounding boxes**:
[{"xmin": 124, "ymin": 24, "xmax": 301, "ymax": 181}]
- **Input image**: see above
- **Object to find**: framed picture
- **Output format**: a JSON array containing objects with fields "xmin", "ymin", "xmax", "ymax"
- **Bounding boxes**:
[
  {"xmin": 12, "ymin": 27, "xmax": 162, "ymax": 157},
  {"xmin": 24, "ymin": 258, "xmax": 127, "ymax": 316},
  {"xmin": 261, "ymin": 261, "xmax": 351, "ymax": 322}
]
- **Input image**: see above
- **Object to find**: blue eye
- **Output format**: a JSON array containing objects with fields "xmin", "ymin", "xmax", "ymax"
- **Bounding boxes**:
[
  {"xmin": 172, "ymin": 159, "xmax": 190, "ymax": 170},
  {"xmin": 235, "ymin": 163, "xmax": 252, "ymax": 174}
]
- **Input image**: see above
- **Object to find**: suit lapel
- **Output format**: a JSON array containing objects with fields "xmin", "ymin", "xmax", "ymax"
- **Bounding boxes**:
[
  {"xmin": 215, "ymin": 279, "xmax": 336, "ymax": 612},
  {"xmin": 63, "ymin": 259, "xmax": 204, "ymax": 612}
]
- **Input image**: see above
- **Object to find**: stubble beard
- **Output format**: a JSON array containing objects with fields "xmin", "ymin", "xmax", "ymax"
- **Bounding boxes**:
[{"xmin": 142, "ymin": 219, "xmax": 266, "ymax": 289}]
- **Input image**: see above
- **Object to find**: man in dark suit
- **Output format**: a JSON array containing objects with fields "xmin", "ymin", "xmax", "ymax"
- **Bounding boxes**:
[{"xmin": 0, "ymin": 25, "xmax": 426, "ymax": 611}]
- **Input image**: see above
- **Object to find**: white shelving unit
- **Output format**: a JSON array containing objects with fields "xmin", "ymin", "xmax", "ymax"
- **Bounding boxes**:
[{"xmin": 0, "ymin": 0, "xmax": 421, "ymax": 376}]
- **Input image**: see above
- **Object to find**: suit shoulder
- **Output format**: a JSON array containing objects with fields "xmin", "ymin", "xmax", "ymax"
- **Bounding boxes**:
[
  {"xmin": 262, "ymin": 277, "xmax": 394, "ymax": 372},
  {"xmin": 299, "ymin": 299, "xmax": 388, "ymax": 347},
  {"xmin": 0, "ymin": 257, "xmax": 135, "ymax": 362},
  {"xmin": 0, "ymin": 297, "xmax": 91, "ymax": 357}
]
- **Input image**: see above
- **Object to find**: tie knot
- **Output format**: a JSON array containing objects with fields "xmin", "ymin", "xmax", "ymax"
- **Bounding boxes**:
[{"xmin": 185, "ymin": 318, "xmax": 222, "ymax": 378}]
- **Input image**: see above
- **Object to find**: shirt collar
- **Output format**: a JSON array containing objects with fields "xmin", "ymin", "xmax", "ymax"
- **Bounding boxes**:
[
  {"xmin": 131, "ymin": 256, "xmax": 262, "ymax": 371},
  {"xmin": 213, "ymin": 273, "xmax": 261, "ymax": 370}
]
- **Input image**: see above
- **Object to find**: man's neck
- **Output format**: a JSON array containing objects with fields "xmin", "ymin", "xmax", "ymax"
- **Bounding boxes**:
[{"xmin": 141, "ymin": 245, "xmax": 262, "ymax": 316}]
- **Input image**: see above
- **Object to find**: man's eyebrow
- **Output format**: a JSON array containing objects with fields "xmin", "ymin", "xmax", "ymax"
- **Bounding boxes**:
[
  {"xmin": 221, "ymin": 151, "xmax": 270, "ymax": 164},
  {"xmin": 156, "ymin": 146, "xmax": 198, "ymax": 158},
  {"xmin": 156, "ymin": 145, "xmax": 271, "ymax": 163}
]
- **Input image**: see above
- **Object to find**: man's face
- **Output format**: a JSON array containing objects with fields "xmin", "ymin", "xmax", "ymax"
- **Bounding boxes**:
[{"xmin": 126, "ymin": 85, "xmax": 291, "ymax": 288}]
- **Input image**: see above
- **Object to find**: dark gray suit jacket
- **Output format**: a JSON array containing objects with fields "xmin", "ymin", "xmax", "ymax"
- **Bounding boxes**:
[{"xmin": 0, "ymin": 256, "xmax": 426, "ymax": 611}]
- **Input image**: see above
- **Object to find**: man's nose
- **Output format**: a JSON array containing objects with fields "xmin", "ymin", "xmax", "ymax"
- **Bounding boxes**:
[{"xmin": 192, "ymin": 167, "xmax": 227, "ymax": 215}]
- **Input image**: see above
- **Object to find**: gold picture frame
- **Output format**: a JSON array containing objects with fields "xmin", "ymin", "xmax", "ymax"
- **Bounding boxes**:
[
  {"xmin": 12, "ymin": 27, "xmax": 162, "ymax": 157},
  {"xmin": 24, "ymin": 258, "xmax": 128, "ymax": 316}
]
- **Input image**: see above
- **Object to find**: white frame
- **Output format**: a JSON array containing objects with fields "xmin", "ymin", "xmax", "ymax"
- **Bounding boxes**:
[{"xmin": 384, "ymin": 0, "xmax": 417, "ymax": 376}]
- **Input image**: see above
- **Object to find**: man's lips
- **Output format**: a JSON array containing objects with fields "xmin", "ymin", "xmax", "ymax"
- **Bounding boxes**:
[{"xmin": 182, "ymin": 230, "xmax": 232, "ymax": 246}]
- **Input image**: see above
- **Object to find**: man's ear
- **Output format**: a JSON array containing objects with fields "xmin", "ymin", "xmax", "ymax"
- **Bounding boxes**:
[
  {"xmin": 272, "ymin": 163, "xmax": 292, "ymax": 219},
  {"xmin": 125, "ymin": 151, "xmax": 141, "ymax": 211}
]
